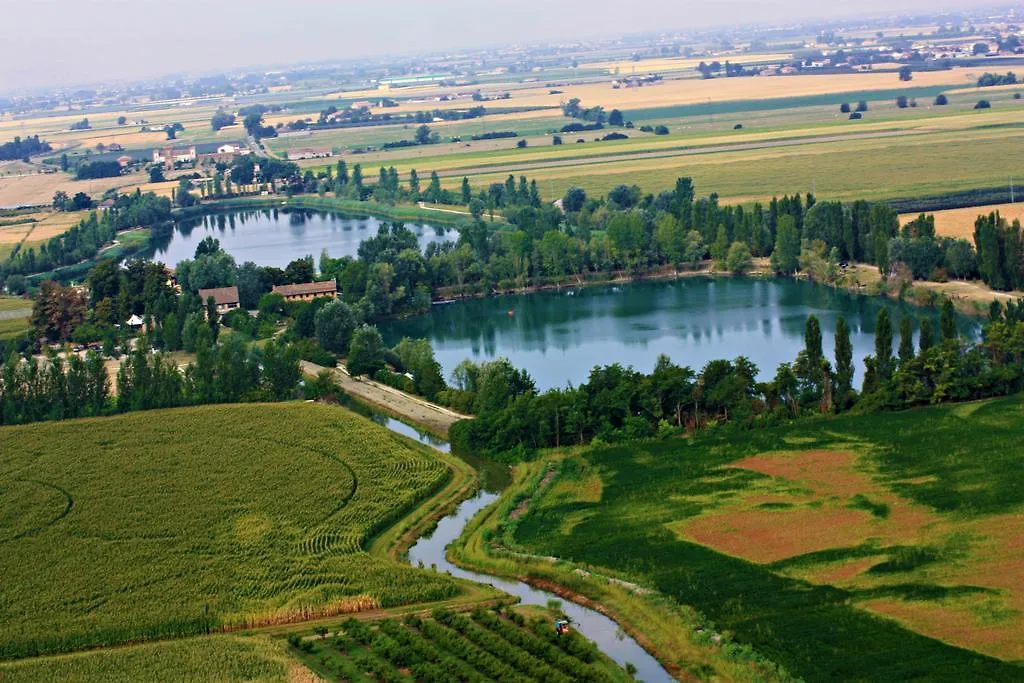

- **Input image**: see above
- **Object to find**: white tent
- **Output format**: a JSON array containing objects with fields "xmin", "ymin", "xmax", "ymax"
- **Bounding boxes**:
[{"xmin": 126, "ymin": 314, "xmax": 144, "ymax": 328}]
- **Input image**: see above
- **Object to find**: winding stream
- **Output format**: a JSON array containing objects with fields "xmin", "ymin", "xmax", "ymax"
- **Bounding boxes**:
[{"xmin": 376, "ymin": 412, "xmax": 675, "ymax": 682}]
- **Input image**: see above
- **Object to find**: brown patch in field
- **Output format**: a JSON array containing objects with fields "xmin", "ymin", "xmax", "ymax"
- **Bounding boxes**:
[
  {"xmin": 861, "ymin": 596, "xmax": 1024, "ymax": 661},
  {"xmin": 673, "ymin": 449, "xmax": 943, "ymax": 563},
  {"xmin": 288, "ymin": 663, "xmax": 327, "ymax": 683},
  {"xmin": 732, "ymin": 450, "xmax": 864, "ymax": 496},
  {"xmin": 803, "ymin": 557, "xmax": 880, "ymax": 584},
  {"xmin": 680, "ymin": 507, "xmax": 869, "ymax": 563}
]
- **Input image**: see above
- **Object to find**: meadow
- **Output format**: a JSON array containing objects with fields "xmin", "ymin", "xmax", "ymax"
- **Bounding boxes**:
[
  {"xmin": 0, "ymin": 635, "xmax": 295, "ymax": 683},
  {"xmin": 0, "ymin": 295, "xmax": 31, "ymax": 340},
  {"xmin": 510, "ymin": 395, "xmax": 1024, "ymax": 680},
  {"xmin": 0, "ymin": 403, "xmax": 461, "ymax": 660},
  {"xmin": 287, "ymin": 607, "xmax": 634, "ymax": 683}
]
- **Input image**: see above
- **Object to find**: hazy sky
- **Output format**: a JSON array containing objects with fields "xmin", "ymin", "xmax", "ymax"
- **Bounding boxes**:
[{"xmin": 0, "ymin": 0, "xmax": 1003, "ymax": 92}]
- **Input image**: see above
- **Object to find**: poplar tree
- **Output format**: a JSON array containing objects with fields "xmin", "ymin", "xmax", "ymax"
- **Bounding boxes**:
[{"xmin": 834, "ymin": 316, "xmax": 853, "ymax": 402}]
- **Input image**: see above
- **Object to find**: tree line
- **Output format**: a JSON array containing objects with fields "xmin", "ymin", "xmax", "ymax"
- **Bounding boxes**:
[
  {"xmin": 450, "ymin": 299, "xmax": 1024, "ymax": 458},
  {"xmin": 0, "ymin": 191, "xmax": 172, "ymax": 279}
]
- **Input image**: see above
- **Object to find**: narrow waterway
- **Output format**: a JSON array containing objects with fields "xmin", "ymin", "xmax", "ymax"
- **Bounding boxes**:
[
  {"xmin": 347, "ymin": 397, "xmax": 674, "ymax": 679},
  {"xmin": 407, "ymin": 491, "xmax": 675, "ymax": 683}
]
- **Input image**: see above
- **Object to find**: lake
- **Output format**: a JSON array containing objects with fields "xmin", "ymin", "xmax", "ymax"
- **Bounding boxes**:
[
  {"xmin": 381, "ymin": 277, "xmax": 980, "ymax": 390},
  {"xmin": 145, "ymin": 208, "xmax": 454, "ymax": 268}
]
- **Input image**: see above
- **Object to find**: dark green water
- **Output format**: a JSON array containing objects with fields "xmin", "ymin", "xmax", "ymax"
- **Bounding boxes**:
[{"xmin": 381, "ymin": 277, "xmax": 979, "ymax": 390}]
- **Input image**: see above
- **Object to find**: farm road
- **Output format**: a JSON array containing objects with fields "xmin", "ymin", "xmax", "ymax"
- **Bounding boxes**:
[
  {"xmin": 434, "ymin": 128, "xmax": 930, "ymax": 179},
  {"xmin": 300, "ymin": 361, "xmax": 469, "ymax": 437}
]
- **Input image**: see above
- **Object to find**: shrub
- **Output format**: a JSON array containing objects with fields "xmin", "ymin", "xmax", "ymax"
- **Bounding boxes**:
[
  {"xmin": 840, "ymin": 102, "xmax": 851, "ymax": 113},
  {"xmin": 934, "ymin": 94, "xmax": 948, "ymax": 105},
  {"xmin": 975, "ymin": 100, "xmax": 992, "ymax": 109},
  {"xmin": 654, "ymin": 124, "xmax": 670, "ymax": 135},
  {"xmin": 516, "ymin": 139, "xmax": 527, "ymax": 148},
  {"xmin": 849, "ymin": 112, "xmax": 863, "ymax": 120},
  {"xmin": 733, "ymin": 123, "xmax": 743, "ymax": 129}
]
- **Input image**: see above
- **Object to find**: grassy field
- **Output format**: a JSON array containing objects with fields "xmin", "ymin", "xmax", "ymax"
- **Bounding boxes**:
[
  {"xmin": 287, "ymin": 607, "xmax": 635, "ymax": 682},
  {"xmin": 0, "ymin": 295, "xmax": 31, "ymax": 340},
  {"xmin": 0, "ymin": 635, "xmax": 298, "ymax": 683},
  {"xmin": 0, "ymin": 403, "xmax": 463, "ymax": 660},
  {"xmin": 903, "ymin": 202, "xmax": 1024, "ymax": 239},
  {"xmin": 506, "ymin": 395, "xmax": 1024, "ymax": 680}
]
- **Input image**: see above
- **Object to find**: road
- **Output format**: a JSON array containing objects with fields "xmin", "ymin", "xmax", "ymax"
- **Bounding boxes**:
[{"xmin": 300, "ymin": 361, "xmax": 469, "ymax": 437}]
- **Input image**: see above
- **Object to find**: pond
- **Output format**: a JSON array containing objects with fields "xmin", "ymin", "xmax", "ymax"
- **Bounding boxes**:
[
  {"xmin": 381, "ymin": 277, "xmax": 980, "ymax": 390},
  {"xmin": 145, "ymin": 208, "xmax": 454, "ymax": 269}
]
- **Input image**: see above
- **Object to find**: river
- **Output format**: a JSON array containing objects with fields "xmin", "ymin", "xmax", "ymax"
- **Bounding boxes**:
[
  {"xmin": 345, "ymin": 395, "xmax": 675, "ymax": 680},
  {"xmin": 382, "ymin": 277, "xmax": 980, "ymax": 390},
  {"xmin": 145, "ymin": 208, "xmax": 455, "ymax": 268}
]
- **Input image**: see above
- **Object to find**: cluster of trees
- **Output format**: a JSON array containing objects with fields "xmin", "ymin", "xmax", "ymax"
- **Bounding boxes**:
[
  {"xmin": 51, "ymin": 190, "xmax": 93, "ymax": 211},
  {"xmin": 75, "ymin": 160, "xmax": 123, "ymax": 180},
  {"xmin": 450, "ymin": 299, "xmax": 1022, "ymax": 457},
  {"xmin": 560, "ymin": 99, "xmax": 607, "ymax": 124},
  {"xmin": 0, "ymin": 135, "xmax": 51, "ymax": 161},
  {"xmin": 974, "ymin": 211, "xmax": 1024, "ymax": 291},
  {"xmin": 0, "ymin": 331, "xmax": 301, "ymax": 427},
  {"xmin": 1, "ymin": 191, "xmax": 172, "ymax": 279},
  {"xmin": 977, "ymin": 72, "xmax": 1017, "ymax": 87},
  {"xmin": 210, "ymin": 110, "xmax": 236, "ymax": 131},
  {"xmin": 69, "ymin": 118, "xmax": 90, "ymax": 131}
]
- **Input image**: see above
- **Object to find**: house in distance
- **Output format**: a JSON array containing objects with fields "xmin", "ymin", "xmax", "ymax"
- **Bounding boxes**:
[
  {"xmin": 197, "ymin": 286, "xmax": 241, "ymax": 316},
  {"xmin": 271, "ymin": 280, "xmax": 338, "ymax": 303}
]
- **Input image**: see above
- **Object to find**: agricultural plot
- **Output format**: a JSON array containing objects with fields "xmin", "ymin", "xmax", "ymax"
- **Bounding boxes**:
[
  {"xmin": 512, "ymin": 395, "xmax": 1024, "ymax": 680},
  {"xmin": 0, "ymin": 403, "xmax": 459, "ymax": 660},
  {"xmin": 288, "ymin": 607, "xmax": 634, "ymax": 682},
  {"xmin": 903, "ymin": 202, "xmax": 1024, "ymax": 240},
  {"xmin": 0, "ymin": 295, "xmax": 31, "ymax": 340},
  {"xmin": 0, "ymin": 635, "xmax": 296, "ymax": 683}
]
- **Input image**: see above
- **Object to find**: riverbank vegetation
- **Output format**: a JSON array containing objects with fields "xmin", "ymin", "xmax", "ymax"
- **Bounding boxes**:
[
  {"xmin": 495, "ymin": 393, "xmax": 1024, "ymax": 679},
  {"xmin": 0, "ymin": 403, "xmax": 460, "ymax": 660}
]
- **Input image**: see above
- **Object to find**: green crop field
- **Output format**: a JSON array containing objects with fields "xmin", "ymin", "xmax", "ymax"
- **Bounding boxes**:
[
  {"xmin": 510, "ymin": 395, "xmax": 1024, "ymax": 681},
  {"xmin": 287, "ymin": 607, "xmax": 634, "ymax": 682},
  {"xmin": 0, "ymin": 296, "xmax": 31, "ymax": 340},
  {"xmin": 0, "ymin": 403, "xmax": 460, "ymax": 660},
  {"xmin": 0, "ymin": 635, "xmax": 293, "ymax": 683}
]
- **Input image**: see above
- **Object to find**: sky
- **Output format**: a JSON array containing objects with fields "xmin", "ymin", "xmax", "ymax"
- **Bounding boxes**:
[{"xmin": 0, "ymin": 0, "xmax": 1005, "ymax": 92}]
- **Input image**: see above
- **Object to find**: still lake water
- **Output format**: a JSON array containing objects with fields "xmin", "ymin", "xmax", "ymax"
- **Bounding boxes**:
[
  {"xmin": 382, "ymin": 277, "xmax": 980, "ymax": 390},
  {"xmin": 146, "ymin": 208, "xmax": 455, "ymax": 268}
]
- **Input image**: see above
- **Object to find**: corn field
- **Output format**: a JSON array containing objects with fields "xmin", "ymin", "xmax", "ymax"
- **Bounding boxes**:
[{"xmin": 0, "ymin": 402, "xmax": 457, "ymax": 660}]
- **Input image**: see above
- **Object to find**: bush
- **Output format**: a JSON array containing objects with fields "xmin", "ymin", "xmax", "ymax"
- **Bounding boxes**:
[
  {"xmin": 849, "ymin": 112, "xmax": 863, "ymax": 120},
  {"xmin": 1015, "ymin": 93, "xmax": 1022, "ymax": 100},
  {"xmin": 840, "ymin": 102, "xmax": 851, "ymax": 113},
  {"xmin": 934, "ymin": 94, "xmax": 948, "ymax": 106},
  {"xmin": 856, "ymin": 100, "xmax": 868, "ymax": 112},
  {"xmin": 654, "ymin": 124, "xmax": 670, "ymax": 135},
  {"xmin": 733, "ymin": 123, "xmax": 743, "ymax": 129},
  {"xmin": 601, "ymin": 132, "xmax": 628, "ymax": 141},
  {"xmin": 975, "ymin": 100, "xmax": 992, "ymax": 109},
  {"xmin": 896, "ymin": 95, "xmax": 909, "ymax": 108},
  {"xmin": 516, "ymin": 139, "xmax": 527, "ymax": 148},
  {"xmin": 552, "ymin": 135, "xmax": 562, "ymax": 145}
]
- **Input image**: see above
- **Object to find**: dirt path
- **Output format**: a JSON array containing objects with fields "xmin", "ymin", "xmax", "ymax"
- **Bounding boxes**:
[
  {"xmin": 300, "ymin": 361, "xmax": 470, "ymax": 437},
  {"xmin": 433, "ymin": 128, "xmax": 929, "ymax": 179}
]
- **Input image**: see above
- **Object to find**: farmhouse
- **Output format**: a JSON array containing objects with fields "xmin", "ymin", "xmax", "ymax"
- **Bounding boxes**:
[
  {"xmin": 197, "ymin": 286, "xmax": 240, "ymax": 315},
  {"xmin": 152, "ymin": 146, "xmax": 197, "ymax": 166},
  {"xmin": 117, "ymin": 155, "xmax": 133, "ymax": 167},
  {"xmin": 287, "ymin": 147, "xmax": 333, "ymax": 161},
  {"xmin": 271, "ymin": 280, "xmax": 338, "ymax": 302}
]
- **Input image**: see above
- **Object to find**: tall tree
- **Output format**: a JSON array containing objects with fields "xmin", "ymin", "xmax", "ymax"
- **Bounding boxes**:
[
  {"xmin": 919, "ymin": 317, "xmax": 935, "ymax": 352},
  {"xmin": 834, "ymin": 316, "xmax": 853, "ymax": 402},
  {"xmin": 875, "ymin": 309, "xmax": 893, "ymax": 381},
  {"xmin": 899, "ymin": 316, "xmax": 915, "ymax": 362},
  {"xmin": 940, "ymin": 299, "xmax": 957, "ymax": 341}
]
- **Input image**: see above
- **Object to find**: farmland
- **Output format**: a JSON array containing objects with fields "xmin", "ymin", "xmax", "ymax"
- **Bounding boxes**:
[
  {"xmin": 0, "ymin": 403, "xmax": 463, "ymax": 660},
  {"xmin": 286, "ymin": 607, "xmax": 635, "ymax": 682},
  {"xmin": 0, "ymin": 635, "xmax": 295, "ymax": 683},
  {"xmin": 903, "ymin": 202, "xmax": 1024, "ymax": 240},
  {"xmin": 500, "ymin": 395, "xmax": 1024, "ymax": 680}
]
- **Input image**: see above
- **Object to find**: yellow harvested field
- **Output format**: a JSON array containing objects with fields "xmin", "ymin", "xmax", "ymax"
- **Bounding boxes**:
[
  {"xmin": 374, "ymin": 68, "xmax": 982, "ymax": 115},
  {"xmin": 578, "ymin": 53, "xmax": 794, "ymax": 73},
  {"xmin": 901, "ymin": 203, "xmax": 1024, "ymax": 239},
  {"xmin": 0, "ymin": 169, "xmax": 150, "ymax": 208},
  {"xmin": 0, "ymin": 224, "xmax": 34, "ymax": 244}
]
